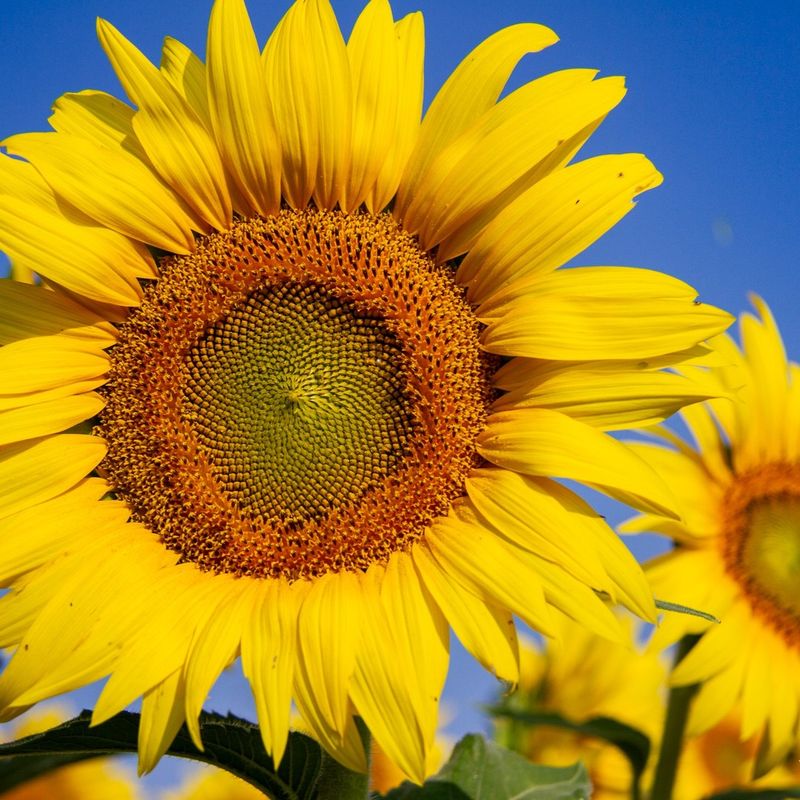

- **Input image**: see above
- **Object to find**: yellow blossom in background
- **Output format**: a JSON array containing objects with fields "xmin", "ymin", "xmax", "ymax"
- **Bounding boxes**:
[
  {"xmin": 623, "ymin": 297, "xmax": 800, "ymax": 768},
  {"xmin": 0, "ymin": 0, "xmax": 732, "ymax": 785},
  {"xmin": 160, "ymin": 766, "xmax": 263, "ymax": 800},
  {"xmin": 496, "ymin": 615, "xmax": 665, "ymax": 799},
  {"xmin": 0, "ymin": 707, "xmax": 138, "ymax": 800}
]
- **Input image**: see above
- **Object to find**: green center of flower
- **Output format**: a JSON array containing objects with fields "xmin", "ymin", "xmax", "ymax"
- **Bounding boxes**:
[
  {"xmin": 722, "ymin": 463, "xmax": 800, "ymax": 638},
  {"xmin": 742, "ymin": 496, "xmax": 800, "ymax": 616},
  {"xmin": 184, "ymin": 282, "xmax": 413, "ymax": 522},
  {"xmin": 98, "ymin": 209, "xmax": 495, "ymax": 580}
]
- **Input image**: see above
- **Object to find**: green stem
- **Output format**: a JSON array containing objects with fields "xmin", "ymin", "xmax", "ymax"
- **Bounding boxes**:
[
  {"xmin": 650, "ymin": 635, "xmax": 700, "ymax": 800},
  {"xmin": 316, "ymin": 723, "xmax": 371, "ymax": 800}
]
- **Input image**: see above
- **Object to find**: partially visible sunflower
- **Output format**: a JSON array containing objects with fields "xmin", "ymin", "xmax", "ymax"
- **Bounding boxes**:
[
  {"xmin": 0, "ymin": 707, "xmax": 138, "ymax": 800},
  {"xmin": 623, "ymin": 297, "xmax": 800, "ymax": 767},
  {"xmin": 495, "ymin": 615, "xmax": 665, "ymax": 799},
  {"xmin": 161, "ymin": 766, "xmax": 263, "ymax": 800},
  {"xmin": 0, "ymin": 0, "xmax": 731, "ymax": 784},
  {"xmin": 674, "ymin": 709, "xmax": 800, "ymax": 800}
]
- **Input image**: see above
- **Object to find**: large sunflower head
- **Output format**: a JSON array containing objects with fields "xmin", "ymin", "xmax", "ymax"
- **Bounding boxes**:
[
  {"xmin": 622, "ymin": 296, "xmax": 800, "ymax": 767},
  {"xmin": 0, "ymin": 0, "xmax": 732, "ymax": 783}
]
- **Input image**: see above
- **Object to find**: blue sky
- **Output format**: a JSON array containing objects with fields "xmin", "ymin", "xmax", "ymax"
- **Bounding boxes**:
[{"xmin": 1, "ymin": 0, "xmax": 799, "ymax": 793}]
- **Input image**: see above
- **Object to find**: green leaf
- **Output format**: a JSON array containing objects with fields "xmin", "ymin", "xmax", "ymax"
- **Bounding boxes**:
[
  {"xmin": 489, "ymin": 708, "xmax": 649, "ymax": 798},
  {"xmin": 0, "ymin": 710, "xmax": 324, "ymax": 800},
  {"xmin": 705, "ymin": 789, "xmax": 800, "ymax": 800},
  {"xmin": 382, "ymin": 734, "xmax": 590, "ymax": 799}
]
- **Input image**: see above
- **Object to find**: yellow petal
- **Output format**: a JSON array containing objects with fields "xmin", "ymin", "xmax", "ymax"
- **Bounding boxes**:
[
  {"xmin": 0, "ymin": 478, "xmax": 110, "ymax": 584},
  {"xmin": 160, "ymin": 38, "xmax": 212, "ymax": 128},
  {"xmin": 49, "ymin": 89, "xmax": 146, "ymax": 160},
  {"xmin": 0, "ymin": 392, "xmax": 104, "ymax": 446},
  {"xmin": 263, "ymin": 0, "xmax": 351, "ymax": 209},
  {"xmin": 465, "ymin": 468, "xmax": 607, "ymax": 587},
  {"xmin": 0, "ymin": 335, "xmax": 108, "ymax": 394},
  {"xmin": 396, "ymin": 22, "xmax": 557, "ymax": 221},
  {"xmin": 343, "ymin": 0, "xmax": 398, "ymax": 211},
  {"xmin": 294, "ymin": 572, "xmax": 364, "ymax": 767},
  {"xmin": 406, "ymin": 73, "xmax": 627, "ymax": 252},
  {"xmin": 413, "ymin": 541, "xmax": 519, "ymax": 683},
  {"xmin": 139, "ymin": 669, "xmax": 187, "ymax": 775},
  {"xmin": 97, "ymin": 19, "xmax": 232, "ymax": 230},
  {"xmin": 206, "ymin": 0, "xmax": 281, "ymax": 216},
  {"xmin": 0, "ymin": 154, "xmax": 154, "ymax": 305},
  {"xmin": 492, "ymin": 362, "xmax": 720, "ymax": 431},
  {"xmin": 183, "ymin": 578, "xmax": 254, "ymax": 749},
  {"xmin": 350, "ymin": 557, "xmax": 448, "ymax": 783},
  {"xmin": 425, "ymin": 505, "xmax": 555, "ymax": 637},
  {"xmin": 3, "ymin": 132, "xmax": 198, "ymax": 254},
  {"xmin": 93, "ymin": 566, "xmax": 220, "ymax": 724},
  {"xmin": 481, "ymin": 267, "xmax": 734, "ymax": 360},
  {"xmin": 477, "ymin": 408, "xmax": 678, "ymax": 516},
  {"xmin": 241, "ymin": 578, "xmax": 305, "ymax": 766},
  {"xmin": 0, "ymin": 281, "xmax": 113, "ymax": 347},
  {"xmin": 457, "ymin": 154, "xmax": 663, "ymax": 303},
  {"xmin": 363, "ymin": 12, "xmax": 424, "ymax": 213},
  {"xmin": 0, "ymin": 434, "xmax": 106, "ymax": 521},
  {"xmin": 621, "ymin": 442, "xmax": 725, "ymax": 538}
]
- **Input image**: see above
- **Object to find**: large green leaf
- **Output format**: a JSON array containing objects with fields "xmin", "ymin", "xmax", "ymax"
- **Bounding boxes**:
[
  {"xmin": 382, "ymin": 734, "xmax": 590, "ymax": 799},
  {"xmin": 0, "ymin": 710, "xmax": 323, "ymax": 799}
]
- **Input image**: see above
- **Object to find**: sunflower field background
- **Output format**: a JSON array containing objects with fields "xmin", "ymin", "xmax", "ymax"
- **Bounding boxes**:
[{"xmin": 1, "ymin": 0, "xmax": 799, "ymax": 798}]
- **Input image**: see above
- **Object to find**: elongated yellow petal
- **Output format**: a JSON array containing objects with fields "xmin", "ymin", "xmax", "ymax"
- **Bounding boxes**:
[
  {"xmin": 0, "ymin": 479, "xmax": 110, "ymax": 584},
  {"xmin": 0, "ymin": 282, "xmax": 113, "ymax": 347},
  {"xmin": 0, "ymin": 335, "xmax": 108, "ymax": 395},
  {"xmin": 207, "ymin": 0, "xmax": 280, "ymax": 216},
  {"xmin": 396, "ymin": 22, "xmax": 557, "ymax": 220},
  {"xmin": 49, "ymin": 89, "xmax": 146, "ymax": 160},
  {"xmin": 481, "ymin": 267, "xmax": 734, "ymax": 360},
  {"xmin": 478, "ymin": 408, "xmax": 678, "ymax": 516},
  {"xmin": 3, "ymin": 132, "xmax": 198, "ymax": 253},
  {"xmin": 263, "ymin": 0, "xmax": 351, "ymax": 209},
  {"xmin": 408, "ymin": 73, "xmax": 627, "ymax": 251},
  {"xmin": 465, "ymin": 468, "xmax": 608, "ymax": 588},
  {"xmin": 493, "ymin": 362, "xmax": 720, "ymax": 431},
  {"xmin": 413, "ymin": 542, "xmax": 519, "ymax": 683},
  {"xmin": 160, "ymin": 38, "xmax": 212, "ymax": 128},
  {"xmin": 241, "ymin": 578, "xmax": 305, "ymax": 766},
  {"xmin": 343, "ymin": 0, "xmax": 398, "ymax": 211},
  {"xmin": 9, "ymin": 533, "xmax": 168, "ymax": 707},
  {"xmin": 621, "ymin": 442, "xmax": 725, "ymax": 538},
  {"xmin": 294, "ymin": 572, "xmax": 362, "ymax": 750},
  {"xmin": 0, "ymin": 434, "xmax": 106, "ymax": 521},
  {"xmin": 426, "ymin": 505, "xmax": 556, "ymax": 637},
  {"xmin": 350, "ymin": 558, "xmax": 447, "ymax": 783},
  {"xmin": 93, "ymin": 567, "xmax": 220, "ymax": 724},
  {"xmin": 457, "ymin": 154, "xmax": 663, "ymax": 303},
  {"xmin": 364, "ymin": 12, "xmax": 424, "ymax": 213},
  {"xmin": 0, "ymin": 393, "xmax": 104, "ymax": 446},
  {"xmin": 183, "ymin": 578, "xmax": 254, "ymax": 749},
  {"xmin": 0, "ymin": 154, "xmax": 154, "ymax": 305},
  {"xmin": 139, "ymin": 669, "xmax": 187, "ymax": 776},
  {"xmin": 97, "ymin": 19, "xmax": 232, "ymax": 230}
]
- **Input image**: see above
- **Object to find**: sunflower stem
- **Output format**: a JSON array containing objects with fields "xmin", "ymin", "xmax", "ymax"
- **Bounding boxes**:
[
  {"xmin": 316, "ymin": 722, "xmax": 371, "ymax": 800},
  {"xmin": 650, "ymin": 635, "xmax": 700, "ymax": 800}
]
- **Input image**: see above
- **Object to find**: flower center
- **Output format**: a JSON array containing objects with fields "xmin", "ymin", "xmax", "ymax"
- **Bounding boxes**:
[
  {"xmin": 721, "ymin": 463, "xmax": 800, "ymax": 639},
  {"xmin": 97, "ymin": 209, "xmax": 495, "ymax": 580}
]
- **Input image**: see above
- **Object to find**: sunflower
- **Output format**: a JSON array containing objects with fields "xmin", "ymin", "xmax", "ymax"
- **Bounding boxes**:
[
  {"xmin": 496, "ymin": 616, "xmax": 665, "ymax": 799},
  {"xmin": 622, "ymin": 297, "xmax": 800, "ymax": 768},
  {"xmin": 0, "ymin": 0, "xmax": 731, "ymax": 784}
]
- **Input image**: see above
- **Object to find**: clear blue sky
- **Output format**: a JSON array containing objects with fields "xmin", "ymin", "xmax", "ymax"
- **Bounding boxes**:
[{"xmin": 1, "ymin": 0, "xmax": 799, "ymax": 793}]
